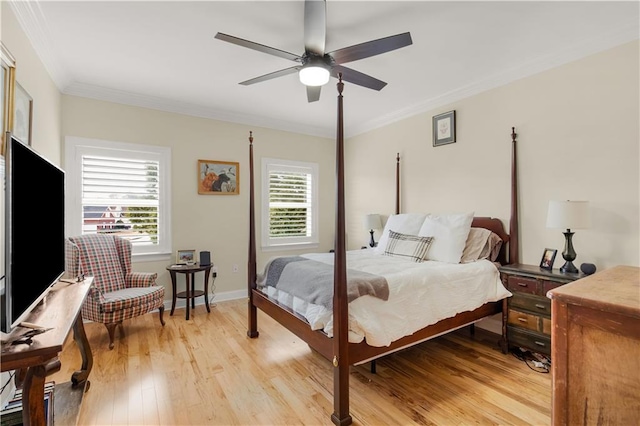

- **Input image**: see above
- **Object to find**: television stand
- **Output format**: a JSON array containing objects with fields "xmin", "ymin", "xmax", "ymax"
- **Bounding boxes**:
[{"xmin": 1, "ymin": 277, "xmax": 93, "ymax": 426}]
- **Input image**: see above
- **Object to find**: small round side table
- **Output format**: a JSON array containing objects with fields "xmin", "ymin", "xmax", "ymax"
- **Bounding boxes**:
[{"xmin": 166, "ymin": 263, "xmax": 213, "ymax": 320}]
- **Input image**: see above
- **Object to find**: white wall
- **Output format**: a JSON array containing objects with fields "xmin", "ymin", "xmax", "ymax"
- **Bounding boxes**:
[{"xmin": 345, "ymin": 40, "xmax": 640, "ymax": 271}]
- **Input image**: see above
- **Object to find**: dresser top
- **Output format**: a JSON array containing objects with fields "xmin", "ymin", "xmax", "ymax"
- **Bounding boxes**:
[{"xmin": 547, "ymin": 265, "xmax": 640, "ymax": 318}]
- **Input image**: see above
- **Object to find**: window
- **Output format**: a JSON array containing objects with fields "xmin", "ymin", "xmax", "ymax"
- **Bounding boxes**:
[
  {"xmin": 65, "ymin": 137, "xmax": 171, "ymax": 260},
  {"xmin": 262, "ymin": 158, "xmax": 318, "ymax": 250}
]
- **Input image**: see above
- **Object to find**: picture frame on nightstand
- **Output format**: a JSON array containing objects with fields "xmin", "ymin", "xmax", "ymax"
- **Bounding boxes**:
[{"xmin": 540, "ymin": 248, "xmax": 557, "ymax": 270}]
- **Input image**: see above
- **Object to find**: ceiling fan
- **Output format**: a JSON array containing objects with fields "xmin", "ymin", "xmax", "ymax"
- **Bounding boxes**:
[{"xmin": 214, "ymin": 0, "xmax": 413, "ymax": 103}]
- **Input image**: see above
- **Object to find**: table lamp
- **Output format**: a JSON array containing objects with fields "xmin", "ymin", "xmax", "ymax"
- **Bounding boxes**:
[
  {"xmin": 364, "ymin": 214, "xmax": 382, "ymax": 248},
  {"xmin": 546, "ymin": 200, "xmax": 590, "ymax": 273}
]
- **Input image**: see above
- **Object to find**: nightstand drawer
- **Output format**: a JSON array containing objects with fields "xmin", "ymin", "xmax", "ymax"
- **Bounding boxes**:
[
  {"xmin": 510, "ymin": 293, "xmax": 551, "ymax": 315},
  {"xmin": 507, "ymin": 275, "xmax": 538, "ymax": 294},
  {"xmin": 508, "ymin": 326, "xmax": 551, "ymax": 354},
  {"xmin": 507, "ymin": 309, "xmax": 540, "ymax": 332}
]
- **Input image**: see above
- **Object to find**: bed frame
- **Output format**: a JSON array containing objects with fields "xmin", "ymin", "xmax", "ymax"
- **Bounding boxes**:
[{"xmin": 246, "ymin": 76, "xmax": 519, "ymax": 425}]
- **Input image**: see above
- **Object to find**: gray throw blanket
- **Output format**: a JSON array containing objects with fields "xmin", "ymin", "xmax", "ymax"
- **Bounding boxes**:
[{"xmin": 262, "ymin": 256, "xmax": 389, "ymax": 309}]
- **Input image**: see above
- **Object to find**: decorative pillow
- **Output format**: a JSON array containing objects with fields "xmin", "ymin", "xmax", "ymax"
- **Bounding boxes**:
[
  {"xmin": 374, "ymin": 213, "xmax": 428, "ymax": 255},
  {"xmin": 418, "ymin": 212, "xmax": 474, "ymax": 263},
  {"xmin": 384, "ymin": 230, "xmax": 434, "ymax": 262},
  {"xmin": 461, "ymin": 228, "xmax": 503, "ymax": 263}
]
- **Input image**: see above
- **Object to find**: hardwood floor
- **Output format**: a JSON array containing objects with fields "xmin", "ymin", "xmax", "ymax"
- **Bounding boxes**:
[{"xmin": 50, "ymin": 299, "xmax": 551, "ymax": 425}]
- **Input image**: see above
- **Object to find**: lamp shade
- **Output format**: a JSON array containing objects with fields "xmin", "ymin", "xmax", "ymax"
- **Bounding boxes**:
[
  {"xmin": 546, "ymin": 200, "xmax": 591, "ymax": 230},
  {"xmin": 299, "ymin": 65, "xmax": 330, "ymax": 86},
  {"xmin": 363, "ymin": 214, "xmax": 382, "ymax": 230}
]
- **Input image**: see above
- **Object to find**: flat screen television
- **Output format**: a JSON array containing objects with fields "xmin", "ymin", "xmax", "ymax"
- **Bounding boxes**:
[{"xmin": 1, "ymin": 133, "xmax": 66, "ymax": 335}]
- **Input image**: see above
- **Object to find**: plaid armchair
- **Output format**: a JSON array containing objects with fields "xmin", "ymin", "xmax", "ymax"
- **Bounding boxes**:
[{"xmin": 66, "ymin": 234, "xmax": 165, "ymax": 349}]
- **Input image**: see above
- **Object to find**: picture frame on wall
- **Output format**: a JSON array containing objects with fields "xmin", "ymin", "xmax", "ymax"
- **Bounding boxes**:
[
  {"xmin": 1, "ymin": 42, "xmax": 16, "ymax": 155},
  {"xmin": 198, "ymin": 159, "xmax": 239, "ymax": 195},
  {"xmin": 539, "ymin": 248, "xmax": 557, "ymax": 270},
  {"xmin": 13, "ymin": 82, "xmax": 33, "ymax": 146},
  {"xmin": 176, "ymin": 249, "xmax": 196, "ymax": 265},
  {"xmin": 432, "ymin": 110, "xmax": 456, "ymax": 147}
]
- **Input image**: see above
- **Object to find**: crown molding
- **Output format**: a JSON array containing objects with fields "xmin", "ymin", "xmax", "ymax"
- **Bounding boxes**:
[
  {"xmin": 350, "ymin": 21, "xmax": 639, "ymax": 137},
  {"xmin": 63, "ymin": 82, "xmax": 332, "ymax": 139},
  {"xmin": 9, "ymin": 0, "xmax": 72, "ymax": 90}
]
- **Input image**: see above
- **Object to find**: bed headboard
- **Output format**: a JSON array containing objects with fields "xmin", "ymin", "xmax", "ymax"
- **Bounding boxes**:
[{"xmin": 394, "ymin": 127, "xmax": 518, "ymax": 266}]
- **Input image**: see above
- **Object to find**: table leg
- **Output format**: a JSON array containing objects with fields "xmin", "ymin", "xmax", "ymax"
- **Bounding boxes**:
[
  {"xmin": 191, "ymin": 273, "xmax": 196, "ymax": 309},
  {"xmin": 71, "ymin": 312, "xmax": 93, "ymax": 387},
  {"xmin": 170, "ymin": 271, "xmax": 177, "ymax": 316},
  {"xmin": 185, "ymin": 273, "xmax": 191, "ymax": 320},
  {"xmin": 22, "ymin": 364, "xmax": 47, "ymax": 426},
  {"xmin": 204, "ymin": 267, "xmax": 211, "ymax": 313}
]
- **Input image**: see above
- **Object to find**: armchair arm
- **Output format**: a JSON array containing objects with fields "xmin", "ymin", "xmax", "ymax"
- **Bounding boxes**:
[{"xmin": 126, "ymin": 272, "xmax": 158, "ymax": 288}]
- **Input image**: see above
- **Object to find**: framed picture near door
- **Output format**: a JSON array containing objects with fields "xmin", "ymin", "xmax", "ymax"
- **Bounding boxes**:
[
  {"xmin": 1, "ymin": 41, "xmax": 16, "ymax": 155},
  {"xmin": 13, "ymin": 82, "xmax": 32, "ymax": 145}
]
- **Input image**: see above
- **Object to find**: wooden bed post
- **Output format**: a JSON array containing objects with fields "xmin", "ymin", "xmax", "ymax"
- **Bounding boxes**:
[
  {"xmin": 395, "ymin": 153, "xmax": 400, "ymax": 215},
  {"xmin": 331, "ymin": 75, "xmax": 352, "ymax": 426},
  {"xmin": 247, "ymin": 131, "xmax": 259, "ymax": 338},
  {"xmin": 509, "ymin": 127, "xmax": 519, "ymax": 265}
]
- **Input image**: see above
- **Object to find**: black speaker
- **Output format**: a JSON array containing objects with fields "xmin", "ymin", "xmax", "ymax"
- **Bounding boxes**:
[
  {"xmin": 580, "ymin": 263, "xmax": 596, "ymax": 275},
  {"xmin": 200, "ymin": 251, "xmax": 211, "ymax": 266}
]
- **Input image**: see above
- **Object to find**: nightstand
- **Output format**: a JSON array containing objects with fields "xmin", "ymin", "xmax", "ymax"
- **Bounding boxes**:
[{"xmin": 499, "ymin": 264, "xmax": 583, "ymax": 356}]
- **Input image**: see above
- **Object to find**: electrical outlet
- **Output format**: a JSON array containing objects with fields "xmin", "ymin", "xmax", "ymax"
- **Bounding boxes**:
[
  {"xmin": 212, "ymin": 265, "xmax": 218, "ymax": 278},
  {"xmin": 232, "ymin": 264, "xmax": 239, "ymax": 273}
]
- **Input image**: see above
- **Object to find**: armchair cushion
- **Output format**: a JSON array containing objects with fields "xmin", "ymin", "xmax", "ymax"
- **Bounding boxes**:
[{"xmin": 101, "ymin": 285, "xmax": 165, "ymax": 313}]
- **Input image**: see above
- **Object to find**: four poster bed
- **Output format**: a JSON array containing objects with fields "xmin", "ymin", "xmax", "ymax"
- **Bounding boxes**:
[{"xmin": 246, "ymin": 77, "xmax": 519, "ymax": 425}]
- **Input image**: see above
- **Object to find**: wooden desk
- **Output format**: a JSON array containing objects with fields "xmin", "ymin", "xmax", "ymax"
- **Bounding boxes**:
[
  {"xmin": 547, "ymin": 265, "xmax": 639, "ymax": 425},
  {"xmin": 1, "ymin": 278, "xmax": 93, "ymax": 426},
  {"xmin": 166, "ymin": 263, "xmax": 212, "ymax": 320}
]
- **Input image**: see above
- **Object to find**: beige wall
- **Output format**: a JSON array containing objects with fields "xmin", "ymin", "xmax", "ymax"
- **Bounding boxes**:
[
  {"xmin": 62, "ymin": 96, "xmax": 336, "ymax": 297},
  {"xmin": 1, "ymin": 4, "xmax": 62, "ymax": 163},
  {"xmin": 346, "ymin": 40, "xmax": 640, "ymax": 271}
]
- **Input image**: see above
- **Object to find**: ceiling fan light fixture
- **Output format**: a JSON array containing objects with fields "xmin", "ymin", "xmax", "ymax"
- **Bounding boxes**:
[{"xmin": 299, "ymin": 64, "xmax": 330, "ymax": 87}]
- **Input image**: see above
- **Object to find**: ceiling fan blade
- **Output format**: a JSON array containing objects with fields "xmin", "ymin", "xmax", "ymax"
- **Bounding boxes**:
[
  {"xmin": 304, "ymin": 0, "xmax": 326, "ymax": 55},
  {"xmin": 328, "ymin": 32, "xmax": 413, "ymax": 65},
  {"xmin": 306, "ymin": 85, "xmax": 321, "ymax": 103},
  {"xmin": 332, "ymin": 65, "xmax": 387, "ymax": 91},
  {"xmin": 239, "ymin": 66, "xmax": 301, "ymax": 86},
  {"xmin": 215, "ymin": 32, "xmax": 301, "ymax": 62}
]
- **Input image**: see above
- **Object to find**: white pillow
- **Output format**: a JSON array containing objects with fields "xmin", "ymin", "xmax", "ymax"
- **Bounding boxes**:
[
  {"xmin": 374, "ymin": 213, "xmax": 428, "ymax": 255},
  {"xmin": 418, "ymin": 212, "xmax": 474, "ymax": 263}
]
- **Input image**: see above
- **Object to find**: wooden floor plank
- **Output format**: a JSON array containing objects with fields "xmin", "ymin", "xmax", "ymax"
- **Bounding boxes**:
[{"xmin": 48, "ymin": 299, "xmax": 551, "ymax": 425}]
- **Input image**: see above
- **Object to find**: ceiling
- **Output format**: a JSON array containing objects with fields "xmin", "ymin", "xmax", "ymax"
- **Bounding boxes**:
[{"xmin": 9, "ymin": 1, "xmax": 640, "ymax": 138}]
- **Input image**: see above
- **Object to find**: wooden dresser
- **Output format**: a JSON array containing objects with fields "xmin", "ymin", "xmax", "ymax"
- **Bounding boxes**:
[
  {"xmin": 498, "ymin": 264, "xmax": 582, "ymax": 356},
  {"xmin": 547, "ymin": 265, "xmax": 640, "ymax": 425}
]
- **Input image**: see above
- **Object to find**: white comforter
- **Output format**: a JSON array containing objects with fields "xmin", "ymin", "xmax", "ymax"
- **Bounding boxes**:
[{"xmin": 258, "ymin": 250, "xmax": 511, "ymax": 347}]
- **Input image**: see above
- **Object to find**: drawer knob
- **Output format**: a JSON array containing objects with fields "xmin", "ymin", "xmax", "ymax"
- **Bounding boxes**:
[
  {"xmin": 518, "ymin": 318, "xmax": 528, "ymax": 323},
  {"xmin": 518, "ymin": 283, "xmax": 528, "ymax": 287},
  {"xmin": 534, "ymin": 341, "xmax": 546, "ymax": 347},
  {"xmin": 535, "ymin": 304, "xmax": 546, "ymax": 310}
]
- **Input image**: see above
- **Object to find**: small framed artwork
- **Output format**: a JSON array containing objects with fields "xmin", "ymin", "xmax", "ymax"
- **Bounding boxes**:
[
  {"xmin": 540, "ymin": 248, "xmax": 557, "ymax": 270},
  {"xmin": 176, "ymin": 249, "xmax": 196, "ymax": 265},
  {"xmin": 198, "ymin": 159, "xmax": 239, "ymax": 195},
  {"xmin": 432, "ymin": 110, "xmax": 456, "ymax": 147},
  {"xmin": 13, "ymin": 82, "xmax": 33, "ymax": 146}
]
